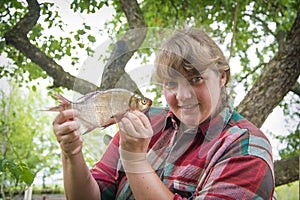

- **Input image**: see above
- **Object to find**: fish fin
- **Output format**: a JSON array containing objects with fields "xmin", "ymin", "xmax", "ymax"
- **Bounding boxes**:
[
  {"xmin": 101, "ymin": 111, "xmax": 128, "ymax": 129},
  {"xmin": 81, "ymin": 126, "xmax": 97, "ymax": 135},
  {"xmin": 76, "ymin": 91, "xmax": 100, "ymax": 102},
  {"xmin": 77, "ymin": 116, "xmax": 98, "ymax": 135},
  {"xmin": 101, "ymin": 117, "xmax": 117, "ymax": 129}
]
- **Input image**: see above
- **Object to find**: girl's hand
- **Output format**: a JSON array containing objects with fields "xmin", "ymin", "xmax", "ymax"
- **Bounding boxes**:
[
  {"xmin": 52, "ymin": 109, "xmax": 83, "ymax": 158},
  {"xmin": 118, "ymin": 110, "xmax": 153, "ymax": 154}
]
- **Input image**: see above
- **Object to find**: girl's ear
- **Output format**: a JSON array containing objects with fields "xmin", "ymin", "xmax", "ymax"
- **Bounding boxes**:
[{"xmin": 220, "ymin": 71, "xmax": 227, "ymax": 87}]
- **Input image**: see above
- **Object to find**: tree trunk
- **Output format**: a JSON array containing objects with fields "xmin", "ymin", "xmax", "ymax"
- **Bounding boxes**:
[{"xmin": 237, "ymin": 10, "xmax": 300, "ymax": 128}]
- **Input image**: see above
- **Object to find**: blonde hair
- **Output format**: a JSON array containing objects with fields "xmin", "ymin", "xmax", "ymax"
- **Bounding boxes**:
[{"xmin": 154, "ymin": 28, "xmax": 230, "ymax": 85}]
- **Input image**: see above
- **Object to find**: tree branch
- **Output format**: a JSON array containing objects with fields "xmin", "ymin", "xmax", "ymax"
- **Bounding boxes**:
[
  {"xmin": 291, "ymin": 81, "xmax": 300, "ymax": 97},
  {"xmin": 4, "ymin": 0, "xmax": 98, "ymax": 94},
  {"xmin": 11, "ymin": 0, "xmax": 40, "ymax": 35},
  {"xmin": 100, "ymin": 0, "xmax": 147, "ymax": 94},
  {"xmin": 228, "ymin": 2, "xmax": 239, "ymax": 62},
  {"xmin": 274, "ymin": 155, "xmax": 299, "ymax": 186}
]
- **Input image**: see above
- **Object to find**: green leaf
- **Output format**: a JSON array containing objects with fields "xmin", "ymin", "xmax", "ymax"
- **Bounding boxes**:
[
  {"xmin": 32, "ymin": 85, "xmax": 37, "ymax": 92},
  {"xmin": 18, "ymin": 163, "xmax": 35, "ymax": 186},
  {"xmin": 78, "ymin": 43, "xmax": 84, "ymax": 48},
  {"xmin": 87, "ymin": 35, "xmax": 96, "ymax": 43}
]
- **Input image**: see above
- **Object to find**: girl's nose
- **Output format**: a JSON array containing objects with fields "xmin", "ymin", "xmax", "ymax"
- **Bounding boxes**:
[{"xmin": 176, "ymin": 81, "xmax": 193, "ymax": 100}]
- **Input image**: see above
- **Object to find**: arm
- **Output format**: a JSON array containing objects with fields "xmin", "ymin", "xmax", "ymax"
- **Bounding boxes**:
[
  {"xmin": 53, "ymin": 109, "xmax": 100, "ymax": 200},
  {"xmin": 126, "ymin": 166, "xmax": 174, "ymax": 200},
  {"xmin": 118, "ymin": 110, "xmax": 174, "ymax": 200}
]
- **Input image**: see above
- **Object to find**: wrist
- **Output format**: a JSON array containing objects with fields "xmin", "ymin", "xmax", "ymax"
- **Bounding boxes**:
[
  {"xmin": 119, "ymin": 148, "xmax": 154, "ymax": 173},
  {"xmin": 62, "ymin": 149, "xmax": 82, "ymax": 160}
]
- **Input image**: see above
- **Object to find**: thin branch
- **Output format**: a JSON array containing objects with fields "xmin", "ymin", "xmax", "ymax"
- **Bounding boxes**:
[
  {"xmin": 243, "ymin": 13, "xmax": 276, "ymax": 38},
  {"xmin": 237, "ymin": 62, "xmax": 266, "ymax": 83},
  {"xmin": 228, "ymin": 2, "xmax": 239, "ymax": 62}
]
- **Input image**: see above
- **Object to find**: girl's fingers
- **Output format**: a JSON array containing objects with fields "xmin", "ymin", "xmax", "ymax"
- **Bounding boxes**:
[
  {"xmin": 55, "ymin": 120, "xmax": 80, "ymax": 136},
  {"xmin": 53, "ymin": 109, "xmax": 80, "ymax": 125},
  {"xmin": 132, "ymin": 110, "xmax": 151, "ymax": 128},
  {"xmin": 52, "ymin": 109, "xmax": 83, "ymax": 157},
  {"xmin": 119, "ymin": 111, "xmax": 153, "ymax": 138}
]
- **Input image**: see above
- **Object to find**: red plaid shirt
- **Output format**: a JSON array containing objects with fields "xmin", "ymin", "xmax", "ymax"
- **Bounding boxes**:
[{"xmin": 91, "ymin": 105, "xmax": 275, "ymax": 199}]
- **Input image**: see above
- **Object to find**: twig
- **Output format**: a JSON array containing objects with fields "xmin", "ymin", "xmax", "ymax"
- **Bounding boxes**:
[{"xmin": 228, "ymin": 2, "xmax": 239, "ymax": 62}]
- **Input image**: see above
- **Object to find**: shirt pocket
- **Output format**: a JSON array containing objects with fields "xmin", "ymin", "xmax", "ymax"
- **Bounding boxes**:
[{"xmin": 172, "ymin": 179, "xmax": 197, "ymax": 199}]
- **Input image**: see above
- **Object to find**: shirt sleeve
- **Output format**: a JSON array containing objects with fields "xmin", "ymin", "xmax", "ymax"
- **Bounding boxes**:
[
  {"xmin": 90, "ymin": 132, "xmax": 121, "ymax": 199},
  {"xmin": 173, "ymin": 155, "xmax": 275, "ymax": 200}
]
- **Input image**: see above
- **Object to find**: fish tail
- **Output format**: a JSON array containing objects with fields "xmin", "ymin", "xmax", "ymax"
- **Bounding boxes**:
[
  {"xmin": 43, "ymin": 93, "xmax": 71, "ymax": 112},
  {"xmin": 55, "ymin": 93, "xmax": 71, "ymax": 105}
]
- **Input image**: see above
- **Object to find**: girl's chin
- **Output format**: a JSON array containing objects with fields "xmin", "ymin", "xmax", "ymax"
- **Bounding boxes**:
[
  {"xmin": 180, "ymin": 115, "xmax": 201, "ymax": 127},
  {"xmin": 179, "ymin": 112, "xmax": 210, "ymax": 127}
]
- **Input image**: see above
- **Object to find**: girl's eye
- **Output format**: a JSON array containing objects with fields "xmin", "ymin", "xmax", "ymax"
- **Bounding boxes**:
[
  {"xmin": 164, "ymin": 81, "xmax": 177, "ymax": 89},
  {"xmin": 190, "ymin": 77, "xmax": 203, "ymax": 84}
]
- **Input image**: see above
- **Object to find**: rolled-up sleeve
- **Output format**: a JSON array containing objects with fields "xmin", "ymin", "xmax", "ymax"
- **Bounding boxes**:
[{"xmin": 91, "ymin": 132, "xmax": 121, "ymax": 199}]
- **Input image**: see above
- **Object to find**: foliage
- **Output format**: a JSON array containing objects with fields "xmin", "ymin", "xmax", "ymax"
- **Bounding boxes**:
[
  {"xmin": 70, "ymin": 0, "xmax": 109, "ymax": 13},
  {"xmin": 276, "ymin": 93, "xmax": 300, "ymax": 159},
  {"xmin": 0, "ymin": 159, "xmax": 34, "ymax": 186},
  {"xmin": 104, "ymin": 0, "xmax": 299, "ymax": 92},
  {"xmin": 81, "ymin": 130, "xmax": 110, "ymax": 168},
  {"xmin": 276, "ymin": 125, "xmax": 300, "ymax": 159},
  {"xmin": 1, "ymin": 0, "xmax": 299, "ymax": 94},
  {"xmin": 0, "ymin": 80, "xmax": 60, "ymax": 197},
  {"xmin": 0, "ymin": 0, "xmax": 97, "ymax": 88}
]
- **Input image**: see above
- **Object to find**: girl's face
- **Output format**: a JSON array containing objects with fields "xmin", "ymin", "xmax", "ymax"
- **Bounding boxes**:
[{"xmin": 163, "ymin": 69, "xmax": 226, "ymax": 128}]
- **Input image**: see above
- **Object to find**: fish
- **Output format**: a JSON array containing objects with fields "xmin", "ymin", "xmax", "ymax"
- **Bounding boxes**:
[{"xmin": 47, "ymin": 88, "xmax": 152, "ymax": 134}]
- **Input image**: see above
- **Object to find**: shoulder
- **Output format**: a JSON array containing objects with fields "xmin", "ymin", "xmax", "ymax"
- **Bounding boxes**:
[
  {"xmin": 223, "ymin": 110, "xmax": 274, "ymax": 173},
  {"xmin": 228, "ymin": 110, "xmax": 272, "ymax": 156}
]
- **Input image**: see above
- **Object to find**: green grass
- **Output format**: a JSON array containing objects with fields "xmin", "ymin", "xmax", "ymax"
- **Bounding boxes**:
[{"xmin": 275, "ymin": 181, "xmax": 299, "ymax": 200}]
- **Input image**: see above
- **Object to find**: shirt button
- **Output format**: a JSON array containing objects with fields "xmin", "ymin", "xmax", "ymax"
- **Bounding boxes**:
[{"xmin": 166, "ymin": 147, "xmax": 171, "ymax": 152}]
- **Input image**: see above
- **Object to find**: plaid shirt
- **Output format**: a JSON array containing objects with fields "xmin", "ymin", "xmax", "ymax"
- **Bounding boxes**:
[{"xmin": 91, "ymin": 105, "xmax": 275, "ymax": 199}]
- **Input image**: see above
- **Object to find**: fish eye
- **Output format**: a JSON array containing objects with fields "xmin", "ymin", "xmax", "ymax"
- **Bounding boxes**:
[{"xmin": 141, "ymin": 98, "xmax": 147, "ymax": 105}]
